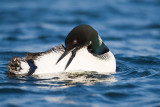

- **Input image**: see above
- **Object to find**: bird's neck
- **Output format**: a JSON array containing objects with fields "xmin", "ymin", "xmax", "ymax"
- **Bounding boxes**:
[{"xmin": 88, "ymin": 42, "xmax": 109, "ymax": 55}]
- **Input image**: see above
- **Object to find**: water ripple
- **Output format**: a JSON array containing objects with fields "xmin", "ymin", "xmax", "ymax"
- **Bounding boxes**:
[
  {"xmin": 0, "ymin": 0, "xmax": 160, "ymax": 106},
  {"xmin": 0, "ymin": 88, "xmax": 30, "ymax": 94},
  {"xmin": 104, "ymin": 92, "xmax": 129, "ymax": 99}
]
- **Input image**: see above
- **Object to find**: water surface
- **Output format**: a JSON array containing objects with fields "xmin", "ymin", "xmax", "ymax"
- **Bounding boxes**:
[{"xmin": 0, "ymin": 0, "xmax": 160, "ymax": 106}]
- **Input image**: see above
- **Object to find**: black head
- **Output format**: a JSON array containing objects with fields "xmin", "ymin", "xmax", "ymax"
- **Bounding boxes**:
[
  {"xmin": 65, "ymin": 24, "xmax": 100, "ymax": 51},
  {"xmin": 56, "ymin": 24, "xmax": 109, "ymax": 70}
]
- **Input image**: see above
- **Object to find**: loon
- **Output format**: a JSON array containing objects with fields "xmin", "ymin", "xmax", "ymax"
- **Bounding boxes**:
[{"xmin": 8, "ymin": 25, "xmax": 116, "ymax": 75}]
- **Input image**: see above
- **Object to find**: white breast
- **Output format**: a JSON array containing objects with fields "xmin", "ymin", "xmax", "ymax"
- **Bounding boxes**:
[
  {"xmin": 33, "ymin": 47, "xmax": 116, "ymax": 74},
  {"xmin": 66, "ymin": 47, "xmax": 116, "ymax": 74}
]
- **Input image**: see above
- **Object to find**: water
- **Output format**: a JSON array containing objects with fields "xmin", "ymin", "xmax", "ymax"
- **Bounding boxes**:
[{"xmin": 0, "ymin": 0, "xmax": 160, "ymax": 106}]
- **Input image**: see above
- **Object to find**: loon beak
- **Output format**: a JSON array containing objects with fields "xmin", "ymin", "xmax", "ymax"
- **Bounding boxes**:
[{"xmin": 56, "ymin": 48, "xmax": 77, "ymax": 70}]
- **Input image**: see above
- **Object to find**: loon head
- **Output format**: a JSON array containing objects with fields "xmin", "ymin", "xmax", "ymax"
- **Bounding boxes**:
[{"xmin": 56, "ymin": 24, "xmax": 109, "ymax": 70}]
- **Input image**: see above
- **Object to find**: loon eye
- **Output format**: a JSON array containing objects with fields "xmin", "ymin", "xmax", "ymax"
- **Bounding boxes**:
[{"xmin": 73, "ymin": 40, "xmax": 77, "ymax": 45}]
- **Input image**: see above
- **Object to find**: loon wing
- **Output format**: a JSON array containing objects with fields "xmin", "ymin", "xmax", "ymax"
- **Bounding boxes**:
[{"xmin": 8, "ymin": 44, "xmax": 65, "ymax": 75}]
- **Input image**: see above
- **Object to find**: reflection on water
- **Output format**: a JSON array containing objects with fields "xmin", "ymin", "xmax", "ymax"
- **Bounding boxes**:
[{"xmin": 8, "ymin": 71, "xmax": 117, "ymax": 88}]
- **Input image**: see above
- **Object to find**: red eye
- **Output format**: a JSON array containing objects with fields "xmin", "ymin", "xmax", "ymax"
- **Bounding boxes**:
[{"xmin": 73, "ymin": 40, "xmax": 77, "ymax": 45}]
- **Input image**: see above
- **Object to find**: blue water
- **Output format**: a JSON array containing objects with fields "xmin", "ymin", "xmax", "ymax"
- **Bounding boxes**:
[{"xmin": 0, "ymin": 0, "xmax": 160, "ymax": 106}]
